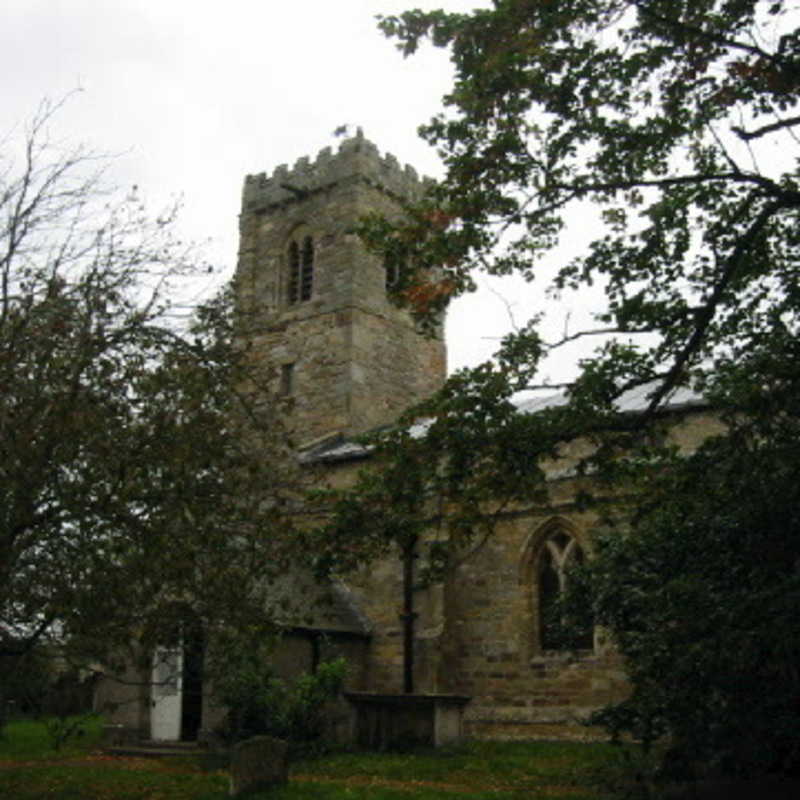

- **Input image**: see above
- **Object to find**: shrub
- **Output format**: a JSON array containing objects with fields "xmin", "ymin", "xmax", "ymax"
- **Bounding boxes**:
[
  {"xmin": 218, "ymin": 657, "xmax": 347, "ymax": 756},
  {"xmin": 0, "ymin": 646, "xmax": 54, "ymax": 724}
]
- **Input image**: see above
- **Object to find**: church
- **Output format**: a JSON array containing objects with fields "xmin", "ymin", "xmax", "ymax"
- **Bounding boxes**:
[{"xmin": 99, "ymin": 130, "xmax": 718, "ymax": 745}]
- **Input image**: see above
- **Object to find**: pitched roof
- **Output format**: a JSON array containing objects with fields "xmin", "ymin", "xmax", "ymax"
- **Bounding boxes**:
[
  {"xmin": 515, "ymin": 382, "xmax": 704, "ymax": 415},
  {"xmin": 268, "ymin": 571, "xmax": 371, "ymax": 638},
  {"xmin": 302, "ymin": 382, "xmax": 707, "ymax": 464}
]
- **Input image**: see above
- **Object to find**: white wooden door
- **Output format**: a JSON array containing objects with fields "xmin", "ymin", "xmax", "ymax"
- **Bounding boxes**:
[{"xmin": 150, "ymin": 646, "xmax": 182, "ymax": 741}]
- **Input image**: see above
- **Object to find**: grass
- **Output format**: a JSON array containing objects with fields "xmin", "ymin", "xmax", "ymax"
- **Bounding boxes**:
[
  {"xmin": 0, "ymin": 717, "xmax": 624, "ymax": 800},
  {"xmin": 0, "ymin": 714, "xmax": 105, "ymax": 760},
  {"xmin": 291, "ymin": 740, "xmax": 618, "ymax": 796}
]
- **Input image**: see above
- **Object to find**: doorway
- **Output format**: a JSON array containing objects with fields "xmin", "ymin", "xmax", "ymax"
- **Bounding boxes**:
[{"xmin": 149, "ymin": 617, "xmax": 205, "ymax": 742}]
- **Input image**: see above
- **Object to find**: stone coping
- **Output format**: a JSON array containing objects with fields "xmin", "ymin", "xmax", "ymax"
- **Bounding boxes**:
[{"xmin": 344, "ymin": 692, "xmax": 471, "ymax": 707}]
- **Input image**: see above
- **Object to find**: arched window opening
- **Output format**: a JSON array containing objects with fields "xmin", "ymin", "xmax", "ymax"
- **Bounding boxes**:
[
  {"xmin": 537, "ymin": 530, "xmax": 593, "ymax": 651},
  {"xmin": 300, "ymin": 236, "xmax": 314, "ymax": 300},
  {"xmin": 288, "ymin": 235, "xmax": 314, "ymax": 304}
]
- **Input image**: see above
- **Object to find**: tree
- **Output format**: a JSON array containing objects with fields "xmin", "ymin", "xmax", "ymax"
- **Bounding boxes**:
[
  {"xmin": 321, "ymin": 0, "xmax": 800, "ymax": 776},
  {"xmin": 585, "ymin": 417, "xmax": 800, "ymax": 777},
  {"xmin": 0, "ymin": 102, "xmax": 309, "ymax": 703},
  {"xmin": 367, "ymin": 0, "xmax": 799, "ymax": 409}
]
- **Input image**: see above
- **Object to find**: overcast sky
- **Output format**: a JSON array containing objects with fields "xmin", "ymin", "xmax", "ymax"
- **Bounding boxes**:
[{"xmin": 1, "ymin": 0, "xmax": 594, "ymax": 381}]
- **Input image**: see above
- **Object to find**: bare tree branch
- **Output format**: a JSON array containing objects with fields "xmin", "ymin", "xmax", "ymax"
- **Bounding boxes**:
[
  {"xmin": 732, "ymin": 113, "xmax": 800, "ymax": 141},
  {"xmin": 643, "ymin": 197, "xmax": 784, "ymax": 417}
]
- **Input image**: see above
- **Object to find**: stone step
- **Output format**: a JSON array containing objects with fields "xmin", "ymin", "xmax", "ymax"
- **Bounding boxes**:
[{"xmin": 105, "ymin": 741, "xmax": 206, "ymax": 759}]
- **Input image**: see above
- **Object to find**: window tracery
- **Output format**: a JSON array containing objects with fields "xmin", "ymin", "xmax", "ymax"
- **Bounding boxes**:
[{"xmin": 523, "ymin": 521, "xmax": 594, "ymax": 655}]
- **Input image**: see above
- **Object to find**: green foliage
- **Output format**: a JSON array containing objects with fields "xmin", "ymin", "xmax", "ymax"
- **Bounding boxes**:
[
  {"xmin": 368, "ymin": 0, "xmax": 800, "ymax": 414},
  {"xmin": 0, "ymin": 101, "xmax": 309, "ymax": 687},
  {"xmin": 584, "ymin": 422, "xmax": 800, "ymax": 778},
  {"xmin": 343, "ymin": 0, "xmax": 800, "ymax": 584},
  {"xmin": 44, "ymin": 712, "xmax": 99, "ymax": 752},
  {"xmin": 539, "ymin": 566, "xmax": 595, "ymax": 653},
  {"xmin": 310, "ymin": 360, "xmax": 558, "ymax": 583},
  {"xmin": 0, "ymin": 643, "xmax": 53, "ymax": 722},
  {"xmin": 0, "ymin": 715, "xmax": 103, "ymax": 760},
  {"xmin": 217, "ymin": 657, "xmax": 347, "ymax": 756},
  {"xmin": 347, "ymin": 0, "xmax": 800, "ymax": 782}
]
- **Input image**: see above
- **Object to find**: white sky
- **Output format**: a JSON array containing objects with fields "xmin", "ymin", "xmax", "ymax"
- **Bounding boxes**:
[{"xmin": 1, "ymin": 0, "xmax": 597, "ymax": 382}]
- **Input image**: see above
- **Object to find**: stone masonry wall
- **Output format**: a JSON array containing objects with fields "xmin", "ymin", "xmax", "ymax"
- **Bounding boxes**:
[
  {"xmin": 94, "ymin": 651, "xmax": 151, "ymax": 739},
  {"xmin": 438, "ymin": 497, "xmax": 629, "ymax": 739},
  {"xmin": 321, "ymin": 456, "xmax": 629, "ymax": 735},
  {"xmin": 318, "ymin": 410, "xmax": 723, "ymax": 739}
]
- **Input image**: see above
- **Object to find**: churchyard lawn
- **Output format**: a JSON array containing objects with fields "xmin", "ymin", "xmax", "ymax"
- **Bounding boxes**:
[{"xmin": 0, "ymin": 717, "xmax": 625, "ymax": 799}]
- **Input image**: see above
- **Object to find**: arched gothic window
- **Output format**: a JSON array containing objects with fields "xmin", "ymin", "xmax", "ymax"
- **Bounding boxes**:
[
  {"xmin": 288, "ymin": 235, "xmax": 314, "ymax": 304},
  {"xmin": 537, "ymin": 529, "xmax": 593, "ymax": 651}
]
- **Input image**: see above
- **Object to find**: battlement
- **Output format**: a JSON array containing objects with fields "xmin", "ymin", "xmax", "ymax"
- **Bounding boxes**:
[{"xmin": 242, "ymin": 128, "xmax": 430, "ymax": 212}]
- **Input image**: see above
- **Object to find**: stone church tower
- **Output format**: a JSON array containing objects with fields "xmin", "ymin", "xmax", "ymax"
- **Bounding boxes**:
[{"xmin": 235, "ymin": 130, "xmax": 446, "ymax": 446}]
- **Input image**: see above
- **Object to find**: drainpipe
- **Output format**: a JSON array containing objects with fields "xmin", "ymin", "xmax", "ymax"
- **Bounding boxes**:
[{"xmin": 400, "ymin": 536, "xmax": 418, "ymax": 694}]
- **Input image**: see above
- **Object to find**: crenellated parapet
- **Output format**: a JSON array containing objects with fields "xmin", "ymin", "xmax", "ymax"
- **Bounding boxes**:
[{"xmin": 242, "ymin": 128, "xmax": 430, "ymax": 212}]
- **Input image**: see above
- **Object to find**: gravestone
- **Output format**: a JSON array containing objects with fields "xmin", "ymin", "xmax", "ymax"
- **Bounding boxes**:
[{"xmin": 229, "ymin": 735, "xmax": 288, "ymax": 797}]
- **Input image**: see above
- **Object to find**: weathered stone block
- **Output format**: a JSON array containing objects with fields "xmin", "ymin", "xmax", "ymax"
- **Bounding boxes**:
[{"xmin": 229, "ymin": 735, "xmax": 288, "ymax": 797}]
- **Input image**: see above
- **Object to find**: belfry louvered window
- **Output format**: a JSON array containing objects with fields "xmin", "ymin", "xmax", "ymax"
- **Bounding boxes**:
[{"xmin": 288, "ymin": 235, "xmax": 314, "ymax": 304}]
